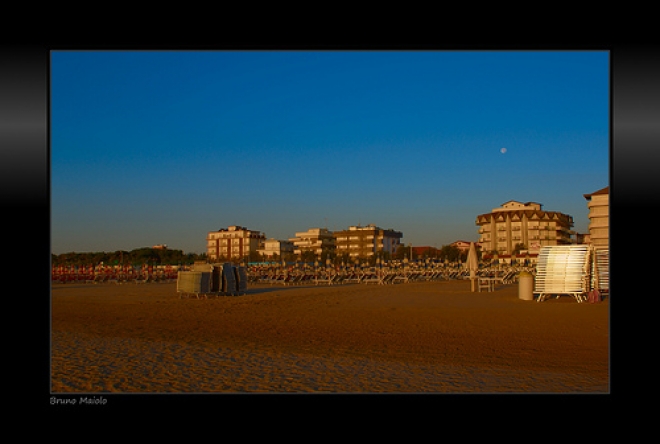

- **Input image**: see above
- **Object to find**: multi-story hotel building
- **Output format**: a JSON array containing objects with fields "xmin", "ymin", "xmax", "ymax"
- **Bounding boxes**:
[
  {"xmin": 334, "ymin": 224, "xmax": 403, "ymax": 259},
  {"xmin": 289, "ymin": 228, "xmax": 335, "ymax": 257},
  {"xmin": 257, "ymin": 238, "xmax": 295, "ymax": 259},
  {"xmin": 206, "ymin": 225, "xmax": 266, "ymax": 261},
  {"xmin": 476, "ymin": 201, "xmax": 574, "ymax": 255},
  {"xmin": 583, "ymin": 186, "xmax": 609, "ymax": 249}
]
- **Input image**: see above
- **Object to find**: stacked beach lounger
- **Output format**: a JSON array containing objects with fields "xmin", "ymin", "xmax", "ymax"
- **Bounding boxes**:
[
  {"xmin": 235, "ymin": 265, "xmax": 248, "ymax": 294},
  {"xmin": 176, "ymin": 270, "xmax": 212, "ymax": 299},
  {"xmin": 534, "ymin": 245, "xmax": 591, "ymax": 303},
  {"xmin": 177, "ymin": 263, "xmax": 248, "ymax": 298},
  {"xmin": 590, "ymin": 248, "xmax": 609, "ymax": 297},
  {"xmin": 221, "ymin": 262, "xmax": 248, "ymax": 296}
]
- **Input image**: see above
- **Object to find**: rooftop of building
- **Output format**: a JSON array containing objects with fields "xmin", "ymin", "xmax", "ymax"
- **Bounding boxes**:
[{"xmin": 583, "ymin": 186, "xmax": 609, "ymax": 200}]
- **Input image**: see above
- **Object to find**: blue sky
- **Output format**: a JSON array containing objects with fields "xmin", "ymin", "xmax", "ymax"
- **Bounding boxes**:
[{"xmin": 50, "ymin": 50, "xmax": 609, "ymax": 255}]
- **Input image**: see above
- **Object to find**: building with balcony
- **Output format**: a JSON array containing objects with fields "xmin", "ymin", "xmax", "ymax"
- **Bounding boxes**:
[
  {"xmin": 289, "ymin": 228, "xmax": 335, "ymax": 258},
  {"xmin": 583, "ymin": 186, "xmax": 609, "ymax": 249},
  {"xmin": 257, "ymin": 238, "xmax": 295, "ymax": 259},
  {"xmin": 475, "ymin": 201, "xmax": 574, "ymax": 255},
  {"xmin": 206, "ymin": 225, "xmax": 266, "ymax": 262},
  {"xmin": 334, "ymin": 224, "xmax": 403, "ymax": 259}
]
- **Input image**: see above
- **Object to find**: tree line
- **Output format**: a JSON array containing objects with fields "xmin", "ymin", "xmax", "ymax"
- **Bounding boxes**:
[
  {"xmin": 52, "ymin": 244, "xmax": 477, "ymax": 267},
  {"xmin": 51, "ymin": 248, "xmax": 207, "ymax": 266}
]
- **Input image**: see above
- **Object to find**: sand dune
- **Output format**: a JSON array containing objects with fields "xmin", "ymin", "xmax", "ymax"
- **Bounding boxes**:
[{"xmin": 51, "ymin": 280, "xmax": 609, "ymax": 393}]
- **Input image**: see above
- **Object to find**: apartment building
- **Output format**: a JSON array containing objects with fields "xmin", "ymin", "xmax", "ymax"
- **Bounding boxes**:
[
  {"xmin": 206, "ymin": 225, "xmax": 266, "ymax": 261},
  {"xmin": 583, "ymin": 186, "xmax": 609, "ymax": 249},
  {"xmin": 257, "ymin": 238, "xmax": 295, "ymax": 259},
  {"xmin": 334, "ymin": 224, "xmax": 403, "ymax": 259},
  {"xmin": 475, "ymin": 201, "xmax": 574, "ymax": 255},
  {"xmin": 289, "ymin": 228, "xmax": 335, "ymax": 257}
]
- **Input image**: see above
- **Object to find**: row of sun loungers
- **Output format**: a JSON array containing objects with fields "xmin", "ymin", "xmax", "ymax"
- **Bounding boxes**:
[
  {"xmin": 246, "ymin": 266, "xmax": 532, "ymax": 287},
  {"xmin": 52, "ymin": 273, "xmax": 178, "ymax": 284},
  {"xmin": 250, "ymin": 270, "xmax": 453, "ymax": 286},
  {"xmin": 53, "ymin": 266, "xmax": 531, "ymax": 288}
]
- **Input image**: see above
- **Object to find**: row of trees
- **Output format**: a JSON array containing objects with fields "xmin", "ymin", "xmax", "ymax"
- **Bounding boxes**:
[
  {"xmin": 53, "ymin": 243, "xmax": 517, "ymax": 267},
  {"xmin": 52, "ymin": 248, "xmax": 207, "ymax": 266}
]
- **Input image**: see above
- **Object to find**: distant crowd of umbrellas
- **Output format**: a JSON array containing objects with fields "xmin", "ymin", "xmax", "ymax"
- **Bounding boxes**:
[{"xmin": 51, "ymin": 263, "xmax": 185, "ymax": 284}]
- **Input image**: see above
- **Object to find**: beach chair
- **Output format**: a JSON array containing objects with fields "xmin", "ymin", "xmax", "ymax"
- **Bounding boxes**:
[
  {"xmin": 302, "ymin": 273, "xmax": 315, "ymax": 285},
  {"xmin": 341, "ymin": 273, "xmax": 356, "ymax": 284},
  {"xmin": 478, "ymin": 277, "xmax": 495, "ymax": 292},
  {"xmin": 315, "ymin": 273, "xmax": 331, "ymax": 285},
  {"xmin": 381, "ymin": 273, "xmax": 396, "ymax": 285},
  {"xmin": 501, "ymin": 271, "xmax": 517, "ymax": 284},
  {"xmin": 361, "ymin": 273, "xmax": 380, "ymax": 284},
  {"xmin": 280, "ymin": 274, "xmax": 294, "ymax": 285},
  {"xmin": 332, "ymin": 273, "xmax": 345, "ymax": 285},
  {"xmin": 392, "ymin": 273, "xmax": 408, "ymax": 284},
  {"xmin": 288, "ymin": 274, "xmax": 303, "ymax": 285}
]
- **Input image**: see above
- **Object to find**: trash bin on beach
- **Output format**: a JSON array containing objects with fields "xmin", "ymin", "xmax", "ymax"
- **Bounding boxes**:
[{"xmin": 518, "ymin": 271, "xmax": 534, "ymax": 301}]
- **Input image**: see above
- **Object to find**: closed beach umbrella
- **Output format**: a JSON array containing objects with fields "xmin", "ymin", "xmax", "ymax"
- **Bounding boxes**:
[{"xmin": 466, "ymin": 242, "xmax": 478, "ymax": 290}]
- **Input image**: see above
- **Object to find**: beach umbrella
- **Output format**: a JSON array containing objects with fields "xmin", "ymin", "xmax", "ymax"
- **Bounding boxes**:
[{"xmin": 466, "ymin": 242, "xmax": 478, "ymax": 291}]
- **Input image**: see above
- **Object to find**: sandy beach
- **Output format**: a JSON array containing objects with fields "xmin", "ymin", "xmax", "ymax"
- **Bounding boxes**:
[{"xmin": 51, "ymin": 279, "xmax": 609, "ymax": 393}]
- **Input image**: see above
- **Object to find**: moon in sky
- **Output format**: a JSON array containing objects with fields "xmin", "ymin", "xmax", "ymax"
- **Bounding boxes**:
[{"xmin": 500, "ymin": 147, "xmax": 507, "ymax": 154}]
